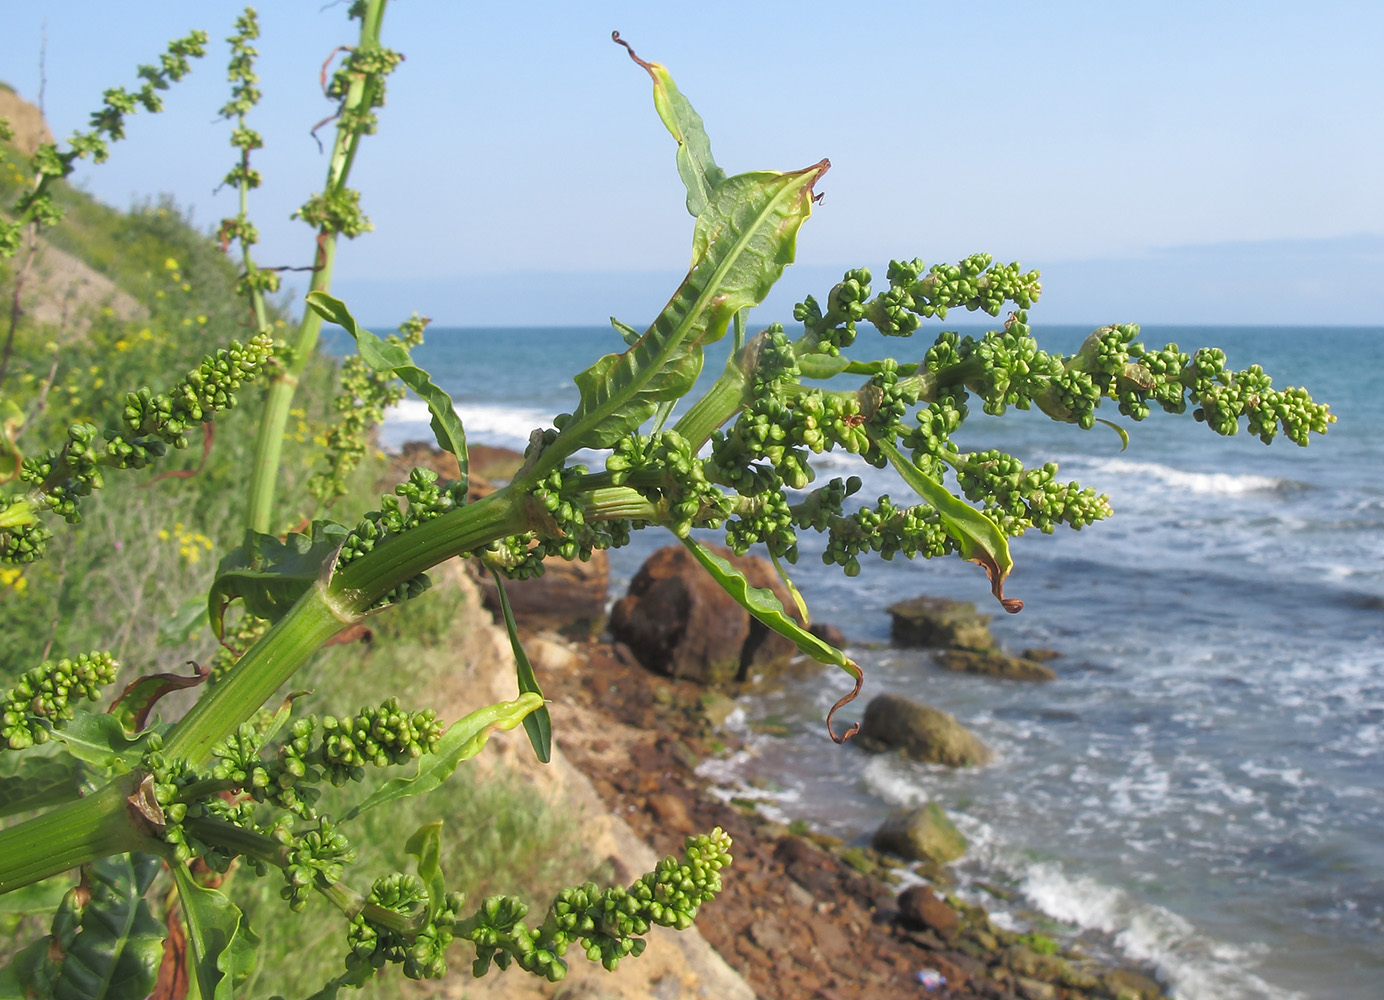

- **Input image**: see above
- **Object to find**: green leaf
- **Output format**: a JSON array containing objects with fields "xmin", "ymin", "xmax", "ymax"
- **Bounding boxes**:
[
  {"xmin": 306, "ymin": 291, "xmax": 469, "ymax": 494},
  {"xmin": 405, "ymin": 821, "xmax": 446, "ymax": 923},
  {"xmin": 108, "ymin": 663, "xmax": 208, "ymax": 734},
  {"xmin": 557, "ymin": 161, "xmax": 827, "ymax": 457},
  {"xmin": 1094, "ymin": 416, "xmax": 1130, "ymax": 451},
  {"xmin": 0, "ymin": 753, "xmax": 84, "ymax": 818},
  {"xmin": 208, "ymin": 521, "xmax": 348, "ymax": 640},
  {"xmin": 0, "ymin": 876, "xmax": 73, "ymax": 916},
  {"xmin": 880, "ymin": 440, "xmax": 1022, "ymax": 613},
  {"xmin": 613, "ymin": 32, "xmax": 726, "ymax": 218},
  {"xmin": 172, "ymin": 863, "xmax": 259, "ymax": 1000},
  {"xmin": 158, "ymin": 595, "xmax": 209, "ymax": 647},
  {"xmin": 680, "ymin": 537, "xmax": 863, "ymax": 743},
  {"xmin": 610, "ymin": 316, "xmax": 641, "ymax": 347},
  {"xmin": 338, "ymin": 693, "xmax": 544, "ymax": 822},
  {"xmin": 489, "ymin": 570, "xmax": 551, "ymax": 763},
  {"xmin": 52, "ymin": 854, "xmax": 165, "ymax": 1000},
  {"xmin": 49, "ymin": 713, "xmax": 151, "ymax": 772},
  {"xmin": 0, "ymin": 935, "xmax": 51, "ymax": 998}
]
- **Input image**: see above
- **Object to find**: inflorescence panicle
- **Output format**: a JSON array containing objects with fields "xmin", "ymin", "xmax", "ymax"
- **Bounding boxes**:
[
  {"xmin": 2, "ymin": 651, "xmax": 118, "ymax": 750},
  {"xmin": 0, "ymin": 334, "xmax": 274, "ymax": 564}
]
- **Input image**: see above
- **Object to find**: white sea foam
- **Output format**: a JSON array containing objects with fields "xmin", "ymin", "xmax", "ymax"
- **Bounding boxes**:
[
  {"xmin": 1079, "ymin": 457, "xmax": 1294, "ymax": 496},
  {"xmin": 383, "ymin": 399, "xmax": 552, "ymax": 450}
]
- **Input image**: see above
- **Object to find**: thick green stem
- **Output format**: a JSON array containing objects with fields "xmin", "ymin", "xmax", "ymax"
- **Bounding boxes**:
[
  {"xmin": 243, "ymin": 0, "xmax": 388, "ymax": 534},
  {"xmin": 0, "ymin": 775, "xmax": 162, "ymax": 892},
  {"xmin": 0, "ymin": 487, "xmax": 535, "ymax": 889},
  {"xmin": 163, "ymin": 586, "xmax": 348, "ymax": 765},
  {"xmin": 673, "ymin": 362, "xmax": 749, "ymax": 451}
]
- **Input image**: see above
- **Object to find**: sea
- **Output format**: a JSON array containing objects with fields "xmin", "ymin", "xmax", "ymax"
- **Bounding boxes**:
[{"xmin": 337, "ymin": 321, "xmax": 1383, "ymax": 1000}]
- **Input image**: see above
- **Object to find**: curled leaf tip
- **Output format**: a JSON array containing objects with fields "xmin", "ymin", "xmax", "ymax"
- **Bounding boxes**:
[
  {"xmin": 611, "ymin": 31, "xmax": 654, "ymax": 73},
  {"xmin": 825, "ymin": 661, "xmax": 863, "ymax": 744},
  {"xmin": 1001, "ymin": 597, "xmax": 1024, "ymax": 614}
]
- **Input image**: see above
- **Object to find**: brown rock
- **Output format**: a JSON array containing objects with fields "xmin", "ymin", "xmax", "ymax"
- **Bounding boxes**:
[
  {"xmin": 887, "ymin": 595, "xmax": 994, "ymax": 649},
  {"xmin": 1015, "ymin": 976, "xmax": 1059, "ymax": 1000},
  {"xmin": 1104, "ymin": 968, "xmax": 1166, "ymax": 999},
  {"xmin": 646, "ymin": 793, "xmax": 693, "ymax": 834},
  {"xmin": 808, "ymin": 621, "xmax": 848, "ymax": 649},
  {"xmin": 936, "ymin": 648, "xmax": 1057, "ymax": 682},
  {"xmin": 896, "ymin": 886, "xmax": 959, "ymax": 939},
  {"xmin": 476, "ymin": 548, "xmax": 610, "ymax": 638},
  {"xmin": 609, "ymin": 544, "xmax": 802, "ymax": 686},
  {"xmin": 856, "ymin": 693, "xmax": 993, "ymax": 766},
  {"xmin": 1022, "ymin": 647, "xmax": 1062, "ymax": 662}
]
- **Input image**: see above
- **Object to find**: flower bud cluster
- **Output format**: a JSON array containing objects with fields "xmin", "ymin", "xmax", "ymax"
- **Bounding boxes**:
[
  {"xmin": 1, "ymin": 335, "xmax": 273, "ymax": 563},
  {"xmin": 952, "ymin": 450, "xmax": 1112, "ymax": 536},
  {"xmin": 347, "ymin": 874, "xmax": 464, "ymax": 980},
  {"xmin": 1, "ymin": 651, "xmax": 118, "ymax": 750},
  {"xmin": 464, "ymin": 828, "xmax": 732, "ymax": 982},
  {"xmin": 819, "ymin": 495, "xmax": 956, "ymax": 577},
  {"xmin": 609, "ymin": 432, "xmax": 733, "ymax": 539}
]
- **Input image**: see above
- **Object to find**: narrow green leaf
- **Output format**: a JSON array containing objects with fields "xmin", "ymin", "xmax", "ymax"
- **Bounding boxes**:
[
  {"xmin": 172, "ymin": 864, "xmax": 259, "ymax": 1000},
  {"xmin": 613, "ymin": 32, "xmax": 726, "ymax": 218},
  {"xmin": 769, "ymin": 550, "xmax": 810, "ymax": 627},
  {"xmin": 797, "ymin": 354, "xmax": 853, "ymax": 380},
  {"xmin": 680, "ymin": 537, "xmax": 863, "ymax": 743},
  {"xmin": 306, "ymin": 291, "xmax": 468, "ymax": 493},
  {"xmin": 405, "ymin": 821, "xmax": 446, "ymax": 923},
  {"xmin": 338, "ymin": 693, "xmax": 544, "ymax": 822},
  {"xmin": 610, "ymin": 316, "xmax": 641, "ymax": 347},
  {"xmin": 49, "ymin": 713, "xmax": 151, "ymax": 772},
  {"xmin": 489, "ymin": 569, "xmax": 551, "ymax": 763},
  {"xmin": 1094, "ymin": 417, "xmax": 1131, "ymax": 451},
  {"xmin": 0, "ymin": 753, "xmax": 84, "ymax": 818},
  {"xmin": 880, "ymin": 440, "xmax": 1023, "ymax": 613},
  {"xmin": 52, "ymin": 854, "xmax": 165, "ymax": 1000},
  {"xmin": 556, "ymin": 161, "xmax": 827, "ymax": 458},
  {"xmin": 207, "ymin": 521, "xmax": 348, "ymax": 639}
]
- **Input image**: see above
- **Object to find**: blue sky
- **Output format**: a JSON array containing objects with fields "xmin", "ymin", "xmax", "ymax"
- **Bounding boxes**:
[{"xmin": 2, "ymin": 1, "xmax": 1381, "ymax": 326}]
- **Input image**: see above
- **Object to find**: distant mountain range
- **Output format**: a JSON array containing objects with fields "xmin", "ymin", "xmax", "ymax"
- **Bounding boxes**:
[{"xmin": 336, "ymin": 233, "xmax": 1383, "ymax": 329}]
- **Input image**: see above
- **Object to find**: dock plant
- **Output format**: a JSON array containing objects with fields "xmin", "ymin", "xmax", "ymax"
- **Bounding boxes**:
[{"xmin": 0, "ymin": 7, "xmax": 1332, "ymax": 998}]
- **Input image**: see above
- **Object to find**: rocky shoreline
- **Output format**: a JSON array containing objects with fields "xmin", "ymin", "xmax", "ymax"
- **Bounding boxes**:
[
  {"xmin": 533, "ymin": 630, "xmax": 1169, "ymax": 1000},
  {"xmin": 393, "ymin": 443, "xmax": 1173, "ymax": 999}
]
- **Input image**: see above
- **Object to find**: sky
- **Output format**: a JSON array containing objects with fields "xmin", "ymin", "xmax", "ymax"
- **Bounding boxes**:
[{"xmin": 1, "ymin": 0, "xmax": 1381, "ymax": 328}]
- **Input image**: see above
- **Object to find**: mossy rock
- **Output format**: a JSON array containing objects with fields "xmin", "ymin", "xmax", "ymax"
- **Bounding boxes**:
[
  {"xmin": 872, "ymin": 802, "xmax": 967, "ymax": 863},
  {"xmin": 887, "ymin": 595, "xmax": 995, "ymax": 649}
]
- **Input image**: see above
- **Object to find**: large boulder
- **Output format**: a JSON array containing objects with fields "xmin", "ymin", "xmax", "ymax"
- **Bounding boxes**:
[
  {"xmin": 887, "ymin": 596, "xmax": 994, "ymax": 650},
  {"xmin": 856, "ymin": 693, "xmax": 992, "ymax": 766},
  {"xmin": 475, "ymin": 549, "xmax": 610, "ymax": 639},
  {"xmin": 874, "ymin": 803, "xmax": 968, "ymax": 864},
  {"xmin": 609, "ymin": 544, "xmax": 802, "ymax": 686}
]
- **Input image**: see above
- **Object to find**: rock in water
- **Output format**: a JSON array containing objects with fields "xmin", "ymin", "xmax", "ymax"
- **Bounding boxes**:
[
  {"xmin": 887, "ymin": 595, "xmax": 994, "ymax": 649},
  {"xmin": 936, "ymin": 647, "xmax": 1056, "ymax": 681},
  {"xmin": 856, "ymin": 693, "xmax": 993, "ymax": 766},
  {"xmin": 609, "ymin": 544, "xmax": 801, "ymax": 687},
  {"xmin": 873, "ymin": 804, "xmax": 968, "ymax": 864}
]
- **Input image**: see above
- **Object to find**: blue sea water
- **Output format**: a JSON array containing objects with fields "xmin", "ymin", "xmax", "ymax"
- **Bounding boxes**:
[{"xmin": 347, "ymin": 321, "xmax": 1383, "ymax": 1000}]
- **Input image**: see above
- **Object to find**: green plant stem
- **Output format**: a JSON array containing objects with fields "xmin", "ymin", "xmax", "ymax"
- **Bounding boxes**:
[
  {"xmin": 243, "ymin": 0, "xmax": 388, "ymax": 534},
  {"xmin": 163, "ymin": 584, "xmax": 350, "ymax": 766},
  {"xmin": 0, "ymin": 775, "xmax": 162, "ymax": 892},
  {"xmin": 674, "ymin": 358, "xmax": 749, "ymax": 450}
]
